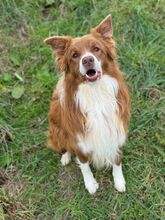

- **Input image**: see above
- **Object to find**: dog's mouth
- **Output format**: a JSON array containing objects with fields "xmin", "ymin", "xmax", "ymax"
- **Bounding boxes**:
[{"xmin": 85, "ymin": 69, "xmax": 101, "ymax": 82}]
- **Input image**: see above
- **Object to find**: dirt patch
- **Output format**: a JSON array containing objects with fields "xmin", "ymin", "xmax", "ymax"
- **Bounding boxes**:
[
  {"xmin": 0, "ymin": 170, "xmax": 8, "ymax": 186},
  {"xmin": 147, "ymin": 88, "xmax": 163, "ymax": 99},
  {"xmin": 2, "ymin": 167, "xmax": 23, "ymax": 197},
  {"xmin": 0, "ymin": 38, "xmax": 15, "ymax": 73},
  {"xmin": 57, "ymin": 163, "xmax": 81, "ymax": 201},
  {"xmin": 41, "ymin": 2, "xmax": 67, "ymax": 18},
  {"xmin": 0, "ymin": 167, "xmax": 34, "ymax": 220}
]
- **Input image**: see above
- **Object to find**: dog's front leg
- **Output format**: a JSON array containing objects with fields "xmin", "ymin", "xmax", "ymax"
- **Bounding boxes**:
[
  {"xmin": 77, "ymin": 158, "xmax": 99, "ymax": 194},
  {"xmin": 112, "ymin": 163, "xmax": 126, "ymax": 192}
]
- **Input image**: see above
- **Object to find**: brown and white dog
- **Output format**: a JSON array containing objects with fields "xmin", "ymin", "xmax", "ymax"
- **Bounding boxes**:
[{"xmin": 44, "ymin": 15, "xmax": 130, "ymax": 194}]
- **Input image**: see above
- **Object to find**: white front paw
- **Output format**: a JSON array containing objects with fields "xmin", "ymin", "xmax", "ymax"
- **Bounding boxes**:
[
  {"xmin": 85, "ymin": 179, "xmax": 99, "ymax": 194},
  {"xmin": 114, "ymin": 177, "xmax": 126, "ymax": 192}
]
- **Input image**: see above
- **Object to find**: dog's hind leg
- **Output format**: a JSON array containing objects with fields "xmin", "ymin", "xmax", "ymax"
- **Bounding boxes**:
[
  {"xmin": 60, "ymin": 152, "xmax": 71, "ymax": 166},
  {"xmin": 77, "ymin": 158, "xmax": 99, "ymax": 194}
]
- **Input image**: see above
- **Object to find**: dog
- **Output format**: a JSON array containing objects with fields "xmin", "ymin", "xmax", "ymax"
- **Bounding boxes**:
[{"xmin": 44, "ymin": 15, "xmax": 130, "ymax": 194}]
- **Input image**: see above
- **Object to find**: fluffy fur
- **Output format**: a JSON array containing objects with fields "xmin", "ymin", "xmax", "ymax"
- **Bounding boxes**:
[
  {"xmin": 44, "ymin": 15, "xmax": 130, "ymax": 194},
  {"xmin": 76, "ymin": 74, "xmax": 125, "ymax": 169}
]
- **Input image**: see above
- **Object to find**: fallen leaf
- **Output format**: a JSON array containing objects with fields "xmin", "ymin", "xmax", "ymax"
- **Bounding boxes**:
[{"xmin": 11, "ymin": 86, "xmax": 25, "ymax": 99}]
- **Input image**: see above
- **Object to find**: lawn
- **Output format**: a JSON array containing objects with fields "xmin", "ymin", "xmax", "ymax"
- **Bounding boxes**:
[{"xmin": 0, "ymin": 0, "xmax": 164, "ymax": 219}]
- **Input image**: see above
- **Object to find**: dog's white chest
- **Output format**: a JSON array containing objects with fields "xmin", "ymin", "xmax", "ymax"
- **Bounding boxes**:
[{"xmin": 75, "ymin": 75, "xmax": 126, "ymax": 168}]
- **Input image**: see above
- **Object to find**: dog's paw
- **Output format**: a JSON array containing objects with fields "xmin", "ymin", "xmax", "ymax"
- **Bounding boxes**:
[
  {"xmin": 114, "ymin": 177, "xmax": 126, "ymax": 192},
  {"xmin": 85, "ymin": 178, "xmax": 99, "ymax": 194},
  {"xmin": 60, "ymin": 153, "xmax": 71, "ymax": 166}
]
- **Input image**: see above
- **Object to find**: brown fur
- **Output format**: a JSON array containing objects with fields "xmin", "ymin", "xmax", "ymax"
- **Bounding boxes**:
[{"xmin": 45, "ymin": 15, "xmax": 130, "ymax": 164}]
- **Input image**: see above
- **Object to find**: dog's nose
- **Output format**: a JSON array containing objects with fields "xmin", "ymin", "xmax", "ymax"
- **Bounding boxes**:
[{"xmin": 82, "ymin": 56, "xmax": 94, "ymax": 68}]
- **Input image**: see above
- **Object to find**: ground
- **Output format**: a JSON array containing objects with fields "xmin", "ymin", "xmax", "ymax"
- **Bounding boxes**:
[{"xmin": 0, "ymin": 0, "xmax": 165, "ymax": 219}]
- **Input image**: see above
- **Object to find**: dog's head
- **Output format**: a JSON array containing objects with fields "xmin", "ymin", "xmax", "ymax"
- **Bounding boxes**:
[{"xmin": 44, "ymin": 15, "xmax": 116, "ymax": 82}]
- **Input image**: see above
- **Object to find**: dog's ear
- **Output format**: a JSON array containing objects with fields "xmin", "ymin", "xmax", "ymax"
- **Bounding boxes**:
[
  {"xmin": 44, "ymin": 36, "xmax": 72, "ymax": 72},
  {"xmin": 93, "ymin": 15, "xmax": 113, "ymax": 39},
  {"xmin": 44, "ymin": 36, "xmax": 72, "ymax": 56}
]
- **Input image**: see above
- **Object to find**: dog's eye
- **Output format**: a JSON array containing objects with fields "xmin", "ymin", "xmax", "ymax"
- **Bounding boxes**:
[
  {"xmin": 72, "ymin": 52, "xmax": 79, "ymax": 58},
  {"xmin": 93, "ymin": 47, "xmax": 100, "ymax": 52}
]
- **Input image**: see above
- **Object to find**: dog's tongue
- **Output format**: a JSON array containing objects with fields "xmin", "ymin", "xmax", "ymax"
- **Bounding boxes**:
[
  {"xmin": 86, "ymin": 69, "xmax": 98, "ymax": 82},
  {"xmin": 87, "ymin": 69, "xmax": 96, "ymax": 76}
]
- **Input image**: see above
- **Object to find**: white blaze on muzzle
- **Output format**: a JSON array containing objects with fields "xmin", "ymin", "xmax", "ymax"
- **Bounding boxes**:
[{"xmin": 79, "ymin": 52, "xmax": 102, "ymax": 76}]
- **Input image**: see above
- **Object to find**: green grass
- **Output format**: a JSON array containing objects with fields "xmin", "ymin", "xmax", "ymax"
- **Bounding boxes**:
[{"xmin": 0, "ymin": 0, "xmax": 165, "ymax": 219}]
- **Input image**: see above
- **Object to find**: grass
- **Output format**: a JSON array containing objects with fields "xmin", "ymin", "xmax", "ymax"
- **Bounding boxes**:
[{"xmin": 0, "ymin": 0, "xmax": 164, "ymax": 219}]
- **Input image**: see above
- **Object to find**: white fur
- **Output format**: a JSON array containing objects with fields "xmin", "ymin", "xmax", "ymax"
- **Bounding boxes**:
[
  {"xmin": 79, "ymin": 52, "xmax": 102, "ymax": 75},
  {"xmin": 61, "ymin": 152, "xmax": 71, "ymax": 166},
  {"xmin": 77, "ymin": 158, "xmax": 99, "ymax": 194},
  {"xmin": 112, "ymin": 164, "xmax": 126, "ymax": 192},
  {"xmin": 75, "ymin": 74, "xmax": 126, "ymax": 169}
]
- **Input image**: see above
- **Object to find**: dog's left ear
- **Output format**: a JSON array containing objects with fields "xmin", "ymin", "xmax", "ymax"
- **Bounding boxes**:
[{"xmin": 93, "ymin": 15, "xmax": 113, "ymax": 39}]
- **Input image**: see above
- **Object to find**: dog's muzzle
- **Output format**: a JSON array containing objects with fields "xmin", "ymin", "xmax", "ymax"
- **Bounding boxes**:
[{"xmin": 80, "ymin": 53, "xmax": 102, "ymax": 82}]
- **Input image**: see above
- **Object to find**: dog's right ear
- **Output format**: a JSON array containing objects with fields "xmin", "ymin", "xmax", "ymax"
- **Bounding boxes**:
[{"xmin": 44, "ymin": 36, "xmax": 72, "ymax": 56}]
